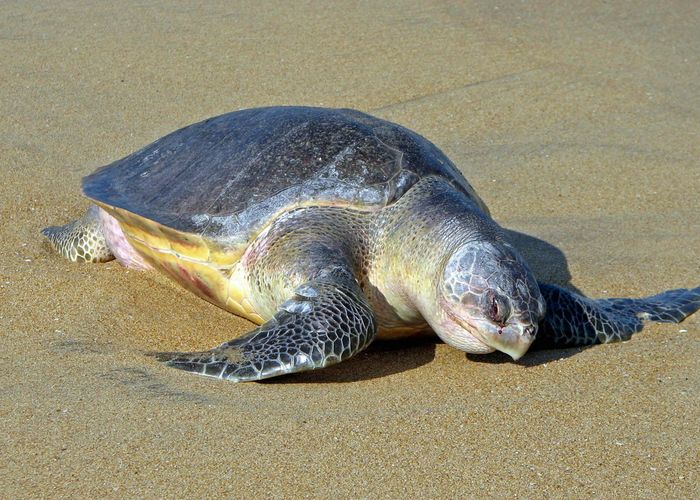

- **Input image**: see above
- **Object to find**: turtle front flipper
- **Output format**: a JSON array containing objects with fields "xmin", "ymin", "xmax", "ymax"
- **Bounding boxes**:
[
  {"xmin": 152, "ymin": 270, "xmax": 377, "ymax": 382},
  {"xmin": 42, "ymin": 205, "xmax": 114, "ymax": 263},
  {"xmin": 532, "ymin": 283, "xmax": 700, "ymax": 349}
]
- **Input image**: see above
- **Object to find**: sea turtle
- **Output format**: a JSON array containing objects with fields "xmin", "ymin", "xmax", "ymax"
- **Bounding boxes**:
[{"xmin": 42, "ymin": 106, "xmax": 700, "ymax": 382}]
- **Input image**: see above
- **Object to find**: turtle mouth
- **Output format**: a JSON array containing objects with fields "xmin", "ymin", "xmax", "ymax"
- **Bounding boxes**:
[
  {"xmin": 442, "ymin": 304, "xmax": 534, "ymax": 360},
  {"xmin": 436, "ymin": 302, "xmax": 495, "ymax": 354},
  {"xmin": 445, "ymin": 310, "xmax": 491, "ymax": 347}
]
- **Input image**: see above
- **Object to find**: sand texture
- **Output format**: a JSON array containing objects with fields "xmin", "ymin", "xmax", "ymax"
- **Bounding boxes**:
[{"xmin": 1, "ymin": 1, "xmax": 699, "ymax": 497}]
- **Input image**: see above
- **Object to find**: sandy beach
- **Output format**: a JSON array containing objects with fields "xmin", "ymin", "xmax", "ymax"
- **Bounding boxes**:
[{"xmin": 1, "ymin": 1, "xmax": 699, "ymax": 497}]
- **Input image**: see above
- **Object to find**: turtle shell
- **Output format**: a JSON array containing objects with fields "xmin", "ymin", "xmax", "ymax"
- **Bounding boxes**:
[{"xmin": 84, "ymin": 107, "xmax": 486, "ymax": 256}]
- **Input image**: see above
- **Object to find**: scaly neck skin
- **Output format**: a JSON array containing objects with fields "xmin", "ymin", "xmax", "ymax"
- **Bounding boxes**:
[{"xmin": 370, "ymin": 177, "xmax": 504, "ymax": 333}]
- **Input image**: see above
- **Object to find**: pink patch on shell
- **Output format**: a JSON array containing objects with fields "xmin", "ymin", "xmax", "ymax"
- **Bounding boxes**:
[
  {"xmin": 98, "ymin": 208, "xmax": 152, "ymax": 270},
  {"xmin": 176, "ymin": 263, "xmax": 214, "ymax": 299}
]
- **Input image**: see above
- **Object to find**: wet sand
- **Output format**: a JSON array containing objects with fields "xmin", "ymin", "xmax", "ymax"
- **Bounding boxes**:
[{"xmin": 1, "ymin": 1, "xmax": 699, "ymax": 497}]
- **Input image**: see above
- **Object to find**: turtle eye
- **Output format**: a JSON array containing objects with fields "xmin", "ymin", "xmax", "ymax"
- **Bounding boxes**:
[
  {"xmin": 486, "ymin": 292, "xmax": 509, "ymax": 325},
  {"xmin": 490, "ymin": 296, "xmax": 499, "ymax": 319}
]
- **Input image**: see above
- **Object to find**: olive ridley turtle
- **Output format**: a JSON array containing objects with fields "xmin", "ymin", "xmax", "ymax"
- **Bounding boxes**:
[{"xmin": 42, "ymin": 106, "xmax": 700, "ymax": 382}]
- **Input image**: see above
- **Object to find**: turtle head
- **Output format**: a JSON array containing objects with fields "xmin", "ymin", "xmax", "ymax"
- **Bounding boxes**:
[{"xmin": 433, "ymin": 240, "xmax": 546, "ymax": 360}]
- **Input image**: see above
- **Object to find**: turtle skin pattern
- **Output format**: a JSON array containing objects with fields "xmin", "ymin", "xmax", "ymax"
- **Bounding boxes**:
[
  {"xmin": 152, "ymin": 268, "xmax": 377, "ymax": 382},
  {"xmin": 41, "ymin": 205, "xmax": 114, "ymax": 263},
  {"xmin": 534, "ymin": 284, "xmax": 700, "ymax": 349}
]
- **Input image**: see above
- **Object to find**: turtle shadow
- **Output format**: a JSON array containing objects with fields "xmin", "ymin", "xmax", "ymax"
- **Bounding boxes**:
[
  {"xmin": 503, "ymin": 228, "xmax": 583, "ymax": 295},
  {"xmin": 261, "ymin": 337, "xmax": 437, "ymax": 384},
  {"xmin": 466, "ymin": 346, "xmax": 584, "ymax": 367}
]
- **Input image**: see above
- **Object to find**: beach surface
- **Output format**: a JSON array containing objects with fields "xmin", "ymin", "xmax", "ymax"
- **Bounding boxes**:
[{"xmin": 1, "ymin": 1, "xmax": 699, "ymax": 497}]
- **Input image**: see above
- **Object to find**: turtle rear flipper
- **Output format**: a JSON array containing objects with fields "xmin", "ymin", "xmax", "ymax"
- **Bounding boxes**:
[
  {"xmin": 533, "ymin": 283, "xmax": 700, "ymax": 349},
  {"xmin": 152, "ymin": 270, "xmax": 377, "ymax": 382},
  {"xmin": 42, "ymin": 205, "xmax": 114, "ymax": 263}
]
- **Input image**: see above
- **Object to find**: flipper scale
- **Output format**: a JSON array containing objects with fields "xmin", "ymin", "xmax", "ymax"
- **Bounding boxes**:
[
  {"xmin": 152, "ymin": 272, "xmax": 377, "ymax": 382},
  {"xmin": 534, "ymin": 283, "xmax": 700, "ymax": 349},
  {"xmin": 42, "ymin": 205, "xmax": 114, "ymax": 263}
]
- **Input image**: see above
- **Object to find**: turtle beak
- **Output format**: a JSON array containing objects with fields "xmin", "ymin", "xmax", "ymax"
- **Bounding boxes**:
[
  {"xmin": 444, "ymin": 312, "xmax": 536, "ymax": 359},
  {"xmin": 483, "ymin": 324, "xmax": 536, "ymax": 360}
]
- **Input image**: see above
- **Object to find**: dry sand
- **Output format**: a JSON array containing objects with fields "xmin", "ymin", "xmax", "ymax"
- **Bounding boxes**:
[{"xmin": 1, "ymin": 1, "xmax": 699, "ymax": 497}]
